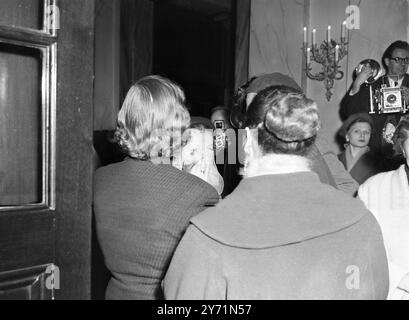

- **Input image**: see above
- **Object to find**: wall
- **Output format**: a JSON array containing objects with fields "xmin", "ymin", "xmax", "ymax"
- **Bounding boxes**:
[
  {"xmin": 249, "ymin": 0, "xmax": 305, "ymax": 83},
  {"xmin": 306, "ymin": 0, "xmax": 350, "ymax": 148},
  {"xmin": 235, "ymin": 0, "xmax": 251, "ymax": 89},
  {"xmin": 93, "ymin": 0, "xmax": 154, "ymax": 131},
  {"xmin": 120, "ymin": 0, "xmax": 153, "ymax": 101},
  {"xmin": 249, "ymin": 0, "xmax": 409, "ymax": 151},
  {"xmin": 94, "ymin": 0, "xmax": 120, "ymax": 131}
]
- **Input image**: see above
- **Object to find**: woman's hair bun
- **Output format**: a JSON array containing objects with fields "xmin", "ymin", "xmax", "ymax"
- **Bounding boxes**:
[{"xmin": 263, "ymin": 92, "xmax": 320, "ymax": 143}]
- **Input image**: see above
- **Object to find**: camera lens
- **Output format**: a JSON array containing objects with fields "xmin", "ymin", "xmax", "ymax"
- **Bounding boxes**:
[{"xmin": 387, "ymin": 94, "xmax": 397, "ymax": 103}]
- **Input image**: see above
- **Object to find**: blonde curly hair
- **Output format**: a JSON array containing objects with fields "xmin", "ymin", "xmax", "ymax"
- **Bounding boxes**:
[{"xmin": 115, "ymin": 75, "xmax": 190, "ymax": 160}]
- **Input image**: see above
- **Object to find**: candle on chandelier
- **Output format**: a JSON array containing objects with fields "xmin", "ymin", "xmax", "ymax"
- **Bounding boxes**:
[
  {"xmin": 341, "ymin": 21, "xmax": 346, "ymax": 39},
  {"xmin": 307, "ymin": 47, "xmax": 311, "ymax": 64},
  {"xmin": 303, "ymin": 27, "xmax": 307, "ymax": 44},
  {"xmin": 312, "ymin": 29, "xmax": 316, "ymax": 47},
  {"xmin": 335, "ymin": 45, "xmax": 339, "ymax": 62},
  {"xmin": 327, "ymin": 26, "xmax": 331, "ymax": 43}
]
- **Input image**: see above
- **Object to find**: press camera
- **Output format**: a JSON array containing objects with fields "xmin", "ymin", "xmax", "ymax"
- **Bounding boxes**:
[
  {"xmin": 373, "ymin": 86, "xmax": 408, "ymax": 114},
  {"xmin": 355, "ymin": 59, "xmax": 408, "ymax": 114}
]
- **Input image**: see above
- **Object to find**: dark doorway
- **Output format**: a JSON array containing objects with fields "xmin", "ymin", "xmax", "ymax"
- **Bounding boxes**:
[{"xmin": 153, "ymin": 0, "xmax": 235, "ymax": 118}]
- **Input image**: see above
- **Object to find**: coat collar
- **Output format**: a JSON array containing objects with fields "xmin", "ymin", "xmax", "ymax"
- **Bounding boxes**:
[
  {"xmin": 191, "ymin": 172, "xmax": 368, "ymax": 249},
  {"xmin": 377, "ymin": 74, "xmax": 409, "ymax": 87},
  {"xmin": 241, "ymin": 154, "xmax": 311, "ymax": 178}
]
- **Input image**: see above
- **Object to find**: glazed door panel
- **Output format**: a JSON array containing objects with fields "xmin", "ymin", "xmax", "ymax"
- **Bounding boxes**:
[
  {"xmin": 0, "ymin": 0, "xmax": 94, "ymax": 300},
  {"xmin": 0, "ymin": 0, "xmax": 44, "ymax": 30}
]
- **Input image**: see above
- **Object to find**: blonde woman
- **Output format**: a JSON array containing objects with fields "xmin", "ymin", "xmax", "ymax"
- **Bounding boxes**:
[{"xmin": 94, "ymin": 75, "xmax": 219, "ymax": 300}]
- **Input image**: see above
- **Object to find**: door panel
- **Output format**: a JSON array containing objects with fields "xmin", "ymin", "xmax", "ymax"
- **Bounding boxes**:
[
  {"xmin": 0, "ymin": 43, "xmax": 43, "ymax": 206},
  {"xmin": 0, "ymin": 211, "xmax": 54, "ymax": 272},
  {"xmin": 0, "ymin": 264, "xmax": 53, "ymax": 300},
  {"xmin": 0, "ymin": 0, "xmax": 44, "ymax": 30},
  {"xmin": 0, "ymin": 0, "xmax": 94, "ymax": 300}
]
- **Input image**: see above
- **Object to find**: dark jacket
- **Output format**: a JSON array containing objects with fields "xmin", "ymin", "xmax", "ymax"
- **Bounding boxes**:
[
  {"xmin": 94, "ymin": 158, "xmax": 219, "ymax": 300},
  {"xmin": 164, "ymin": 172, "xmax": 389, "ymax": 299},
  {"xmin": 338, "ymin": 150, "xmax": 384, "ymax": 185}
]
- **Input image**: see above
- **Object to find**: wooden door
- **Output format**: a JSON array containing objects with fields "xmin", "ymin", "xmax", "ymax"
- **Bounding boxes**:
[{"xmin": 0, "ymin": 0, "xmax": 94, "ymax": 299}]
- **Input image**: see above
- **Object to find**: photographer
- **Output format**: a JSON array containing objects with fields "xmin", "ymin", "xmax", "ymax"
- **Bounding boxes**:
[{"xmin": 341, "ymin": 40, "xmax": 409, "ymax": 170}]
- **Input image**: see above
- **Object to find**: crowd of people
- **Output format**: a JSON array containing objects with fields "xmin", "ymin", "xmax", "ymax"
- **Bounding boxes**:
[{"xmin": 93, "ymin": 39, "xmax": 409, "ymax": 300}]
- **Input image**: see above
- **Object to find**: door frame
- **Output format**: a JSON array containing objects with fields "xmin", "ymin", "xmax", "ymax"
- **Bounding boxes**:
[{"xmin": 0, "ymin": 0, "xmax": 95, "ymax": 300}]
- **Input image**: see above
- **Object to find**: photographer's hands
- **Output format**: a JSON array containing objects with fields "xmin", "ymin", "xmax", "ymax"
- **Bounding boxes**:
[
  {"xmin": 350, "ymin": 64, "xmax": 373, "ymax": 96},
  {"xmin": 400, "ymin": 86, "xmax": 409, "ymax": 104}
]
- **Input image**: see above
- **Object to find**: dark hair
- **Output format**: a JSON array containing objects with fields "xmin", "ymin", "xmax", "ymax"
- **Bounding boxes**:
[
  {"xmin": 392, "ymin": 116, "xmax": 409, "ymax": 155},
  {"xmin": 230, "ymin": 77, "xmax": 257, "ymax": 129},
  {"xmin": 245, "ymin": 85, "xmax": 320, "ymax": 156},
  {"xmin": 210, "ymin": 106, "xmax": 229, "ymax": 115},
  {"xmin": 382, "ymin": 40, "xmax": 409, "ymax": 69},
  {"xmin": 347, "ymin": 117, "xmax": 373, "ymax": 132},
  {"xmin": 190, "ymin": 123, "xmax": 211, "ymax": 131}
]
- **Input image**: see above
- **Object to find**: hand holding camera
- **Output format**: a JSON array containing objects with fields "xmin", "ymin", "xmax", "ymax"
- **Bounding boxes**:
[
  {"xmin": 354, "ymin": 65, "xmax": 373, "ymax": 86},
  {"xmin": 351, "ymin": 60, "xmax": 382, "ymax": 95},
  {"xmin": 401, "ymin": 86, "xmax": 409, "ymax": 104},
  {"xmin": 214, "ymin": 120, "xmax": 226, "ymax": 151}
]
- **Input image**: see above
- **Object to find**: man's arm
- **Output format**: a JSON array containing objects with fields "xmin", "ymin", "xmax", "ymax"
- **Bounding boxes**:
[
  {"xmin": 340, "ymin": 85, "xmax": 371, "ymax": 120},
  {"xmin": 340, "ymin": 66, "xmax": 373, "ymax": 120}
]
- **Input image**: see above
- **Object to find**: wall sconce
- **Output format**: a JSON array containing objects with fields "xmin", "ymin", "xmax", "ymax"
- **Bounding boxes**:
[{"xmin": 303, "ymin": 22, "xmax": 348, "ymax": 101}]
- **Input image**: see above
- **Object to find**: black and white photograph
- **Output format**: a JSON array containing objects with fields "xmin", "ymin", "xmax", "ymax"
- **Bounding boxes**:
[{"xmin": 0, "ymin": 0, "xmax": 408, "ymax": 305}]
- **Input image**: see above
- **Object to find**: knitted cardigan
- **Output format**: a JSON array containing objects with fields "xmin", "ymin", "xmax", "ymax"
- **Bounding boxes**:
[{"xmin": 94, "ymin": 158, "xmax": 219, "ymax": 300}]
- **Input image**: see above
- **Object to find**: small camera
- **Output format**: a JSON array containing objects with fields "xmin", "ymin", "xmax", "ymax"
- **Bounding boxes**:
[
  {"xmin": 375, "ymin": 87, "xmax": 408, "ymax": 114},
  {"xmin": 214, "ymin": 120, "xmax": 225, "ymax": 130},
  {"xmin": 213, "ymin": 120, "xmax": 226, "ymax": 151}
]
